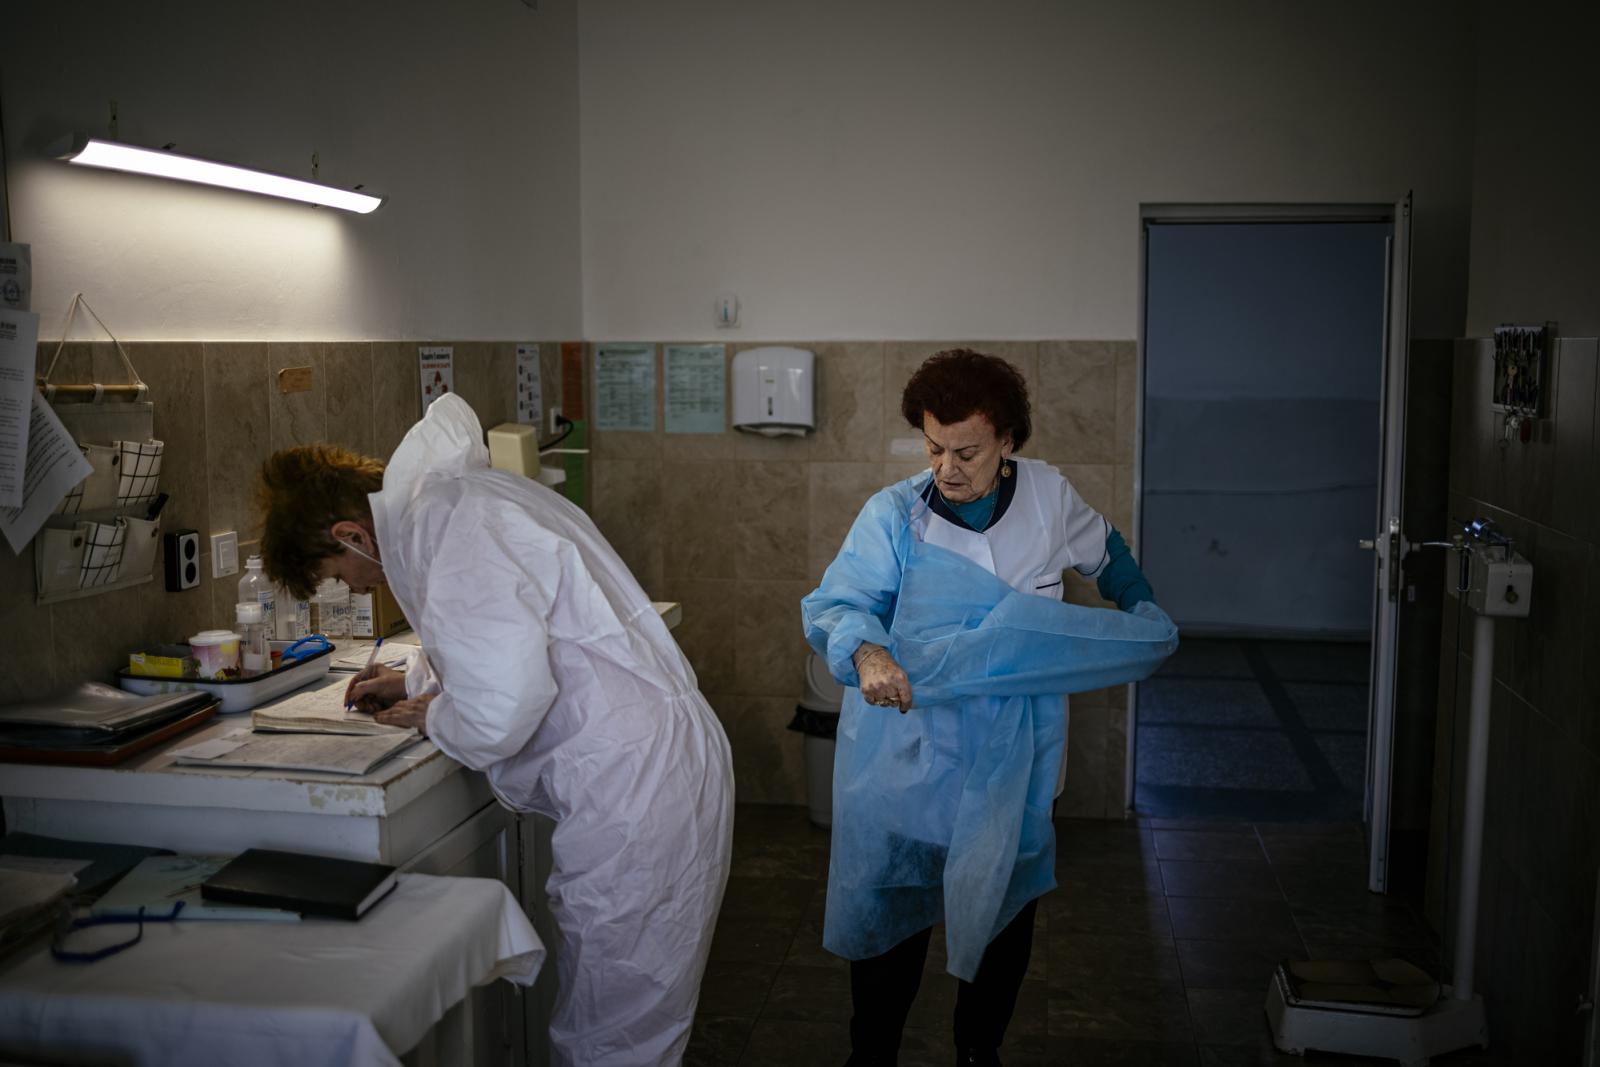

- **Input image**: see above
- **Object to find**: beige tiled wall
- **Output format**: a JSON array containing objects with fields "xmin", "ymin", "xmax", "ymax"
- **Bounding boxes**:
[
  {"xmin": 586, "ymin": 340, "xmax": 1140, "ymax": 813},
  {"xmin": 3, "ymin": 337, "xmax": 1143, "ymax": 822},
  {"xmin": 2, "ymin": 340, "xmax": 561, "ymax": 705}
]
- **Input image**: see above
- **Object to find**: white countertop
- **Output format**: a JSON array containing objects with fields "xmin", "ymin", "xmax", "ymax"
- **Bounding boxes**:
[{"xmin": 0, "ymin": 602, "xmax": 683, "ymax": 819}]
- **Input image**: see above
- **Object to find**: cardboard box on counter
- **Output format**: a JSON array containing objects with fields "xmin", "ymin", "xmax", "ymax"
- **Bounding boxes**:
[{"xmin": 351, "ymin": 584, "xmax": 408, "ymax": 639}]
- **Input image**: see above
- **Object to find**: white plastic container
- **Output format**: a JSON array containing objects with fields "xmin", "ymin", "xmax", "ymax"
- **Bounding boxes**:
[
  {"xmin": 189, "ymin": 630, "xmax": 241, "ymax": 680},
  {"xmin": 312, "ymin": 578, "xmax": 352, "ymax": 638},
  {"xmin": 118, "ymin": 639, "xmax": 334, "ymax": 714},
  {"xmin": 238, "ymin": 556, "xmax": 277, "ymax": 633},
  {"xmin": 236, "ymin": 602, "xmax": 271, "ymax": 676},
  {"xmin": 797, "ymin": 653, "xmax": 844, "ymax": 828}
]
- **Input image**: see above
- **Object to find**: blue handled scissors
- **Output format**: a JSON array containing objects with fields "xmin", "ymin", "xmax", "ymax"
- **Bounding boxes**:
[{"xmin": 280, "ymin": 634, "xmax": 333, "ymax": 666}]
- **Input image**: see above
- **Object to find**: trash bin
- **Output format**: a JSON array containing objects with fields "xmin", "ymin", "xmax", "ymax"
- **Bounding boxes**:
[{"xmin": 787, "ymin": 653, "xmax": 844, "ymax": 828}]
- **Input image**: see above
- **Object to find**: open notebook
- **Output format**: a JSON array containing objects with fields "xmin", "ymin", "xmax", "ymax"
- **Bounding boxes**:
[{"xmin": 250, "ymin": 677, "xmax": 411, "ymax": 737}]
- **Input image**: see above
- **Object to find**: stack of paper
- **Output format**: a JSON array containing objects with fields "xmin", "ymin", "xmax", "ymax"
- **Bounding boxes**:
[
  {"xmin": 0, "ymin": 867, "xmax": 75, "ymax": 958},
  {"xmin": 0, "ymin": 683, "xmax": 211, "ymax": 737},
  {"xmin": 173, "ymin": 729, "xmax": 421, "ymax": 776}
]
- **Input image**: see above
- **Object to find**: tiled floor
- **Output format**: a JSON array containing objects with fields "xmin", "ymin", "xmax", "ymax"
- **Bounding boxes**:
[
  {"xmin": 1136, "ymin": 638, "xmax": 1371, "ymax": 823},
  {"xmin": 687, "ymin": 806, "xmax": 1505, "ymax": 1066}
]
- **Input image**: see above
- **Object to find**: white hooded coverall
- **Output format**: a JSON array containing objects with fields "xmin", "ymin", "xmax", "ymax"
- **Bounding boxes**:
[{"xmin": 368, "ymin": 395, "xmax": 735, "ymax": 1066}]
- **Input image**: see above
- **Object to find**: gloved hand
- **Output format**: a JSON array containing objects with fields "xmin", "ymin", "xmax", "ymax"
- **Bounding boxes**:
[
  {"xmin": 344, "ymin": 663, "xmax": 407, "ymax": 714},
  {"xmin": 854, "ymin": 643, "xmax": 913, "ymax": 713}
]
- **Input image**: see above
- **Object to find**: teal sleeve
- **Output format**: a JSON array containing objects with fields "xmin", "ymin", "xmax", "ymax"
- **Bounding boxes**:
[{"xmin": 1097, "ymin": 526, "xmax": 1155, "ymax": 611}]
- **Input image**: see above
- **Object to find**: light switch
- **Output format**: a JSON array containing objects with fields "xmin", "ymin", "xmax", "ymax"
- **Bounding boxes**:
[
  {"xmin": 211, "ymin": 530, "xmax": 239, "ymax": 578},
  {"xmin": 715, "ymin": 293, "xmax": 739, "ymax": 328}
]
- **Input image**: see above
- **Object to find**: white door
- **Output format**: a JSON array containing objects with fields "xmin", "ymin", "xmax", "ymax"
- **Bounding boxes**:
[{"xmin": 1363, "ymin": 193, "xmax": 1413, "ymax": 893}]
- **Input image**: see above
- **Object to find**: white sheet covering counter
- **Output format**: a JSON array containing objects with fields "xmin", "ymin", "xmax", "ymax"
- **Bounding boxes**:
[{"xmin": 0, "ymin": 873, "xmax": 543, "ymax": 1067}]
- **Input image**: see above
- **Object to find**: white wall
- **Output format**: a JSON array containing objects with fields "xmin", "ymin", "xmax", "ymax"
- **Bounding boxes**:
[
  {"xmin": 578, "ymin": 0, "xmax": 1475, "ymax": 342},
  {"xmin": 1, "ymin": 0, "xmax": 582, "ymax": 341}
]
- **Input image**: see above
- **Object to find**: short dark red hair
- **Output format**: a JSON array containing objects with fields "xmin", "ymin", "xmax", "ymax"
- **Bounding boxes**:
[{"xmin": 900, "ymin": 348, "xmax": 1031, "ymax": 450}]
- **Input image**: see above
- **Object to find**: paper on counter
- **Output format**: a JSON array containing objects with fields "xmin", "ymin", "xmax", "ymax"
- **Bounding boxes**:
[
  {"xmin": 0, "ymin": 391, "xmax": 93, "ymax": 553},
  {"xmin": 172, "ymin": 736, "xmax": 249, "ymax": 760},
  {"xmin": 0, "ymin": 309, "xmax": 40, "ymax": 509},
  {"xmin": 0, "ymin": 855, "xmax": 92, "ymax": 878}
]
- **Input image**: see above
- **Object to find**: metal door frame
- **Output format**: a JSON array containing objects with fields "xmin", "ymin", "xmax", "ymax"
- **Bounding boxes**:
[{"xmin": 1129, "ymin": 202, "xmax": 1404, "ymax": 876}]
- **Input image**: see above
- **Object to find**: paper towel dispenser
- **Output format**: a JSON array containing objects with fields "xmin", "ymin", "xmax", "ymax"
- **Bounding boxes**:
[{"xmin": 732, "ymin": 346, "xmax": 815, "ymax": 437}]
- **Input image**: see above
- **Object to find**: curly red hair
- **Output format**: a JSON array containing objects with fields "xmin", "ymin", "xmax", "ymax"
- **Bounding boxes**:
[
  {"xmin": 256, "ymin": 445, "xmax": 385, "ymax": 600},
  {"xmin": 900, "ymin": 348, "xmax": 1031, "ymax": 449}
]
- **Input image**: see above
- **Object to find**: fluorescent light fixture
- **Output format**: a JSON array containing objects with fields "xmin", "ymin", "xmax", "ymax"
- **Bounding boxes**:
[{"xmin": 58, "ymin": 135, "xmax": 385, "ymax": 214}]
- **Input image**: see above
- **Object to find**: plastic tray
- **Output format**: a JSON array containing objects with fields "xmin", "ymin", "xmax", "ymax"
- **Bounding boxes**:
[{"xmin": 116, "ymin": 641, "xmax": 334, "ymax": 714}]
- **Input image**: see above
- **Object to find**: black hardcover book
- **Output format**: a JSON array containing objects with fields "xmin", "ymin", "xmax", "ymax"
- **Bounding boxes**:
[{"xmin": 200, "ymin": 848, "xmax": 398, "ymax": 920}]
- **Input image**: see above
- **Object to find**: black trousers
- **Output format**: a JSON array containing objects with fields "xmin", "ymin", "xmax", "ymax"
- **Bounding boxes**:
[{"xmin": 848, "ymin": 898, "xmax": 1038, "ymax": 1056}]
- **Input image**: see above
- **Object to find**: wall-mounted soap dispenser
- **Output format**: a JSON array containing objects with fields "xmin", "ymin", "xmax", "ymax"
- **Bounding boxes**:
[{"xmin": 731, "ymin": 346, "xmax": 815, "ymax": 437}]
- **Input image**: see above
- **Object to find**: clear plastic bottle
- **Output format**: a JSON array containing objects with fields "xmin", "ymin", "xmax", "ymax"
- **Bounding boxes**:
[
  {"xmin": 314, "ymin": 577, "xmax": 352, "ymax": 638},
  {"xmin": 275, "ymin": 583, "xmax": 311, "ymax": 641},
  {"xmin": 238, "ymin": 556, "xmax": 276, "ymax": 634},
  {"xmin": 236, "ymin": 601, "xmax": 271, "ymax": 676}
]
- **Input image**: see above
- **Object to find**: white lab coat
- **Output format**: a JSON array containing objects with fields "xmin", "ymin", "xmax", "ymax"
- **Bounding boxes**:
[
  {"xmin": 910, "ymin": 457, "xmax": 1111, "ymax": 796},
  {"xmin": 368, "ymin": 395, "xmax": 734, "ymax": 1067}
]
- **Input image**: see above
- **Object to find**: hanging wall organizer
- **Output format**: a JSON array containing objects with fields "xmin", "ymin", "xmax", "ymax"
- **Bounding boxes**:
[{"xmin": 33, "ymin": 293, "xmax": 166, "ymax": 604}]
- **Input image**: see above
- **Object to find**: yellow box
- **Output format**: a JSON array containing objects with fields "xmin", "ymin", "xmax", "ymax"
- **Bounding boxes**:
[{"xmin": 128, "ymin": 647, "xmax": 197, "ymax": 678}]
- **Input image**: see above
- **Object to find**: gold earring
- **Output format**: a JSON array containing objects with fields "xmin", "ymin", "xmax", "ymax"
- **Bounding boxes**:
[{"xmin": 1001, "ymin": 461, "xmax": 1012, "ymax": 478}]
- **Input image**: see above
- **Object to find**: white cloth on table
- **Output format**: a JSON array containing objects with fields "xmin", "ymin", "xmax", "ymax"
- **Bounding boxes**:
[{"xmin": 0, "ymin": 873, "xmax": 543, "ymax": 1067}]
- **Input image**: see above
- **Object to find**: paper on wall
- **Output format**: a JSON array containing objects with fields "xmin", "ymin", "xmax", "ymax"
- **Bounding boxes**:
[
  {"xmin": 0, "ymin": 244, "xmax": 30, "ymax": 311},
  {"xmin": 0, "ymin": 391, "xmax": 93, "ymax": 554},
  {"xmin": 419, "ymin": 346, "xmax": 454, "ymax": 412},
  {"xmin": 664, "ymin": 344, "xmax": 726, "ymax": 434},
  {"xmin": 516, "ymin": 344, "xmax": 543, "ymax": 426},
  {"xmin": 593, "ymin": 344, "xmax": 655, "ymax": 431},
  {"xmin": 0, "ymin": 310, "xmax": 39, "ymax": 508}
]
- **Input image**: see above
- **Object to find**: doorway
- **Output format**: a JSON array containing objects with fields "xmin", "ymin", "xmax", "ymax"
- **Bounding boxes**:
[{"xmin": 1132, "ymin": 209, "xmax": 1395, "ymax": 824}]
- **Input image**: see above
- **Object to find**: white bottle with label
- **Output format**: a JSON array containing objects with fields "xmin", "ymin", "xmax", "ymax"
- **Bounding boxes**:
[
  {"xmin": 238, "ymin": 556, "xmax": 276, "ymax": 633},
  {"xmin": 236, "ymin": 601, "xmax": 271, "ymax": 676},
  {"xmin": 312, "ymin": 578, "xmax": 352, "ymax": 638},
  {"xmin": 350, "ymin": 591, "xmax": 375, "ymax": 638}
]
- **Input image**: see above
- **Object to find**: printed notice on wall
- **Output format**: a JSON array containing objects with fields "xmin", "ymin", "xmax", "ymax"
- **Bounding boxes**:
[
  {"xmin": 593, "ymin": 344, "xmax": 655, "ymax": 432},
  {"xmin": 664, "ymin": 344, "xmax": 726, "ymax": 434},
  {"xmin": 0, "ymin": 243, "xmax": 31, "ymax": 311},
  {"xmin": 516, "ymin": 344, "xmax": 543, "ymax": 426},
  {"xmin": 419, "ymin": 347, "xmax": 454, "ymax": 411},
  {"xmin": 0, "ymin": 310, "xmax": 40, "ymax": 509},
  {"xmin": 0, "ymin": 393, "xmax": 94, "ymax": 554}
]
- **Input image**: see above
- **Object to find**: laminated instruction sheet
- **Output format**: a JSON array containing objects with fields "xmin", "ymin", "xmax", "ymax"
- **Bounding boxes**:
[
  {"xmin": 593, "ymin": 344, "xmax": 655, "ymax": 431},
  {"xmin": 664, "ymin": 344, "xmax": 725, "ymax": 434}
]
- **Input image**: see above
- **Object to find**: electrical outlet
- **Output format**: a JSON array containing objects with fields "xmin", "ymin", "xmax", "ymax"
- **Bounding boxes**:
[
  {"xmin": 211, "ymin": 530, "xmax": 239, "ymax": 578},
  {"xmin": 548, "ymin": 407, "xmax": 564, "ymax": 435}
]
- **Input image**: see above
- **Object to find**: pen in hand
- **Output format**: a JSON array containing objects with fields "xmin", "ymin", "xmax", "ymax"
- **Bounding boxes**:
[{"xmin": 346, "ymin": 637, "xmax": 385, "ymax": 714}]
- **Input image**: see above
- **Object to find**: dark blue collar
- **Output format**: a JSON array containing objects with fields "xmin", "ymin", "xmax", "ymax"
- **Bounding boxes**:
[{"xmin": 919, "ymin": 460, "xmax": 1018, "ymax": 533}]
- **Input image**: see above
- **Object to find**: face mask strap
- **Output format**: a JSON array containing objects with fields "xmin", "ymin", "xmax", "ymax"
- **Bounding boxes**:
[{"xmin": 341, "ymin": 536, "xmax": 382, "ymax": 567}]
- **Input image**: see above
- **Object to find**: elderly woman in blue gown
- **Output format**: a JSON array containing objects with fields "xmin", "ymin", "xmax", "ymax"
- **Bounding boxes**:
[{"xmin": 802, "ymin": 349, "xmax": 1173, "ymax": 1067}]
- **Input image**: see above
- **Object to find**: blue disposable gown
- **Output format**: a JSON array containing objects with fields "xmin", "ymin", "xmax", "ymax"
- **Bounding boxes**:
[{"xmin": 803, "ymin": 480, "xmax": 1177, "ymax": 981}]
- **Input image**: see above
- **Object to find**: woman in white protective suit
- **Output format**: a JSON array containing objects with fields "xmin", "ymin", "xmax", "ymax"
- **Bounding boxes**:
[
  {"xmin": 256, "ymin": 394, "xmax": 734, "ymax": 1067},
  {"xmin": 802, "ymin": 349, "xmax": 1173, "ymax": 1067}
]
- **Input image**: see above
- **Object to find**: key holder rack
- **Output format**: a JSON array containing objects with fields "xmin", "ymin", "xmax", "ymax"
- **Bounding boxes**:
[{"xmin": 1492, "ymin": 322, "xmax": 1554, "ymax": 446}]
